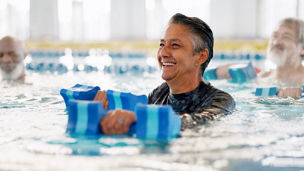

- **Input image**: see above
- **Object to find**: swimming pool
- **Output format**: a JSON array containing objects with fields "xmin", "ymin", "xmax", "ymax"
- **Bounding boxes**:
[{"xmin": 0, "ymin": 52, "xmax": 304, "ymax": 171}]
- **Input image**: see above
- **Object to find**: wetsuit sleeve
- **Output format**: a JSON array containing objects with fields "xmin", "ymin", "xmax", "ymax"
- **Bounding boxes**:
[
  {"xmin": 148, "ymin": 83, "xmax": 169, "ymax": 105},
  {"xmin": 181, "ymin": 91, "xmax": 235, "ymax": 129}
]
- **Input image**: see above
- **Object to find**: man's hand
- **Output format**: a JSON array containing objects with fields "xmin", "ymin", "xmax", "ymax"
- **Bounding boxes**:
[
  {"xmin": 277, "ymin": 87, "xmax": 303, "ymax": 99},
  {"xmin": 100, "ymin": 109, "xmax": 136, "ymax": 135},
  {"xmin": 216, "ymin": 64, "xmax": 233, "ymax": 79},
  {"xmin": 94, "ymin": 90, "xmax": 108, "ymax": 110}
]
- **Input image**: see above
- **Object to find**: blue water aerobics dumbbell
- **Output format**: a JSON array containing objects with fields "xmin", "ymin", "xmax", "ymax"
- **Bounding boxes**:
[
  {"xmin": 66, "ymin": 100, "xmax": 181, "ymax": 140},
  {"xmin": 107, "ymin": 90, "xmax": 148, "ymax": 111},
  {"xmin": 228, "ymin": 62, "xmax": 257, "ymax": 84},
  {"xmin": 67, "ymin": 100, "xmax": 107, "ymax": 135},
  {"xmin": 203, "ymin": 62, "xmax": 257, "ymax": 84},
  {"xmin": 255, "ymin": 86, "xmax": 304, "ymax": 98},
  {"xmin": 203, "ymin": 67, "xmax": 217, "ymax": 80},
  {"xmin": 60, "ymin": 84, "xmax": 148, "ymax": 111},
  {"xmin": 135, "ymin": 104, "xmax": 181, "ymax": 139},
  {"xmin": 60, "ymin": 84, "xmax": 100, "ymax": 107}
]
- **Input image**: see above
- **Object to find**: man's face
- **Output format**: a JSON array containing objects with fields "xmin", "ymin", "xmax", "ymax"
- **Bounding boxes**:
[
  {"xmin": 0, "ymin": 39, "xmax": 24, "ymax": 73},
  {"xmin": 157, "ymin": 24, "xmax": 201, "ymax": 82},
  {"xmin": 267, "ymin": 24, "xmax": 301, "ymax": 67}
]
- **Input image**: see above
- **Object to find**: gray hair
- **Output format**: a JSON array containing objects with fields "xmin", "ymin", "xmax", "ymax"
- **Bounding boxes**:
[
  {"xmin": 279, "ymin": 18, "xmax": 304, "ymax": 49},
  {"xmin": 168, "ymin": 13, "xmax": 214, "ymax": 75}
]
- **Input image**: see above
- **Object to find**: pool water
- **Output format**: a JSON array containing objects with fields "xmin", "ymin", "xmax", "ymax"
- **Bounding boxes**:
[{"xmin": 0, "ymin": 57, "xmax": 304, "ymax": 171}]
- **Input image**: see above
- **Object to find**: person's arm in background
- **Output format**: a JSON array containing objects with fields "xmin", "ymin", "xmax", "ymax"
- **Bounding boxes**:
[
  {"xmin": 207, "ymin": 63, "xmax": 261, "ymax": 80},
  {"xmin": 215, "ymin": 64, "xmax": 233, "ymax": 79}
]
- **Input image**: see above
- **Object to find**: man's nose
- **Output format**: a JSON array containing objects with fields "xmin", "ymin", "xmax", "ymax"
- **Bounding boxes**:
[
  {"xmin": 159, "ymin": 45, "xmax": 170, "ymax": 58},
  {"xmin": 272, "ymin": 36, "xmax": 283, "ymax": 46},
  {"xmin": 2, "ymin": 53, "xmax": 13, "ymax": 63}
]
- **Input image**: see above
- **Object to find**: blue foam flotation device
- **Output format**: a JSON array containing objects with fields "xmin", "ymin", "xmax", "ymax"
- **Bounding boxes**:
[
  {"xmin": 255, "ymin": 86, "xmax": 304, "ymax": 98},
  {"xmin": 203, "ymin": 68, "xmax": 217, "ymax": 80},
  {"xmin": 135, "ymin": 104, "xmax": 181, "ymax": 140},
  {"xmin": 203, "ymin": 62, "xmax": 257, "ymax": 84},
  {"xmin": 66, "ymin": 100, "xmax": 181, "ymax": 140},
  {"xmin": 228, "ymin": 62, "xmax": 257, "ymax": 84},
  {"xmin": 60, "ymin": 84, "xmax": 100, "ymax": 107},
  {"xmin": 67, "ymin": 100, "xmax": 107, "ymax": 135},
  {"xmin": 107, "ymin": 90, "xmax": 148, "ymax": 111}
]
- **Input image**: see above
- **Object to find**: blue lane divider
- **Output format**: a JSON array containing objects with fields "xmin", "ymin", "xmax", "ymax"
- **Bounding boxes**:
[
  {"xmin": 228, "ymin": 62, "xmax": 257, "ymax": 84},
  {"xmin": 106, "ymin": 90, "xmax": 148, "ymax": 111},
  {"xmin": 255, "ymin": 86, "xmax": 304, "ymax": 97},
  {"xmin": 26, "ymin": 63, "xmax": 157, "ymax": 74},
  {"xmin": 60, "ymin": 84, "xmax": 100, "ymax": 107},
  {"xmin": 67, "ymin": 100, "xmax": 107, "ymax": 135},
  {"xmin": 66, "ymin": 100, "xmax": 181, "ymax": 140}
]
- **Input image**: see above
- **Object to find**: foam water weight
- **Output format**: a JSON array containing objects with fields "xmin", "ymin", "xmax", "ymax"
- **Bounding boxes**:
[
  {"xmin": 60, "ymin": 84, "xmax": 100, "ymax": 107},
  {"xmin": 66, "ymin": 100, "xmax": 181, "ymax": 140},
  {"xmin": 61, "ymin": 85, "xmax": 181, "ymax": 140},
  {"xmin": 255, "ymin": 86, "xmax": 304, "ymax": 98},
  {"xmin": 203, "ymin": 62, "xmax": 257, "ymax": 84}
]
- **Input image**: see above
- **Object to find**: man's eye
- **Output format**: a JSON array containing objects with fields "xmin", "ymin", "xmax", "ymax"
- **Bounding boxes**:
[
  {"xmin": 283, "ymin": 35, "xmax": 293, "ymax": 40},
  {"xmin": 8, "ymin": 52, "xmax": 16, "ymax": 56},
  {"xmin": 0, "ymin": 53, "xmax": 3, "ymax": 57},
  {"xmin": 172, "ymin": 43, "xmax": 180, "ymax": 47},
  {"xmin": 159, "ymin": 43, "xmax": 164, "ymax": 47}
]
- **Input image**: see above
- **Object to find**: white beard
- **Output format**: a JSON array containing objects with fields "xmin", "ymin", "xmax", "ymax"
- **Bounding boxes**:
[
  {"xmin": 0, "ymin": 62, "xmax": 25, "ymax": 81},
  {"xmin": 267, "ymin": 45, "xmax": 299, "ymax": 67},
  {"xmin": 267, "ymin": 46, "xmax": 288, "ymax": 67}
]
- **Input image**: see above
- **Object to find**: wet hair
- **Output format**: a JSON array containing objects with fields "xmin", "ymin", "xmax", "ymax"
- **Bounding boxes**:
[{"xmin": 169, "ymin": 13, "xmax": 214, "ymax": 75}]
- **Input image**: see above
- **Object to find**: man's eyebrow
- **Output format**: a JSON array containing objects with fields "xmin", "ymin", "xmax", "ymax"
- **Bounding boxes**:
[
  {"xmin": 159, "ymin": 39, "xmax": 182, "ymax": 42},
  {"xmin": 282, "ymin": 32, "xmax": 294, "ymax": 37}
]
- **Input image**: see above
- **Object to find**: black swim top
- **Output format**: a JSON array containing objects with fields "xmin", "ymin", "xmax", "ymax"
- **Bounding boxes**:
[{"xmin": 148, "ymin": 81, "xmax": 235, "ymax": 129}]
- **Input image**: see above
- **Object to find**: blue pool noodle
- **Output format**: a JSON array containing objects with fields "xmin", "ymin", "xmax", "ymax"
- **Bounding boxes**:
[{"xmin": 60, "ymin": 84, "xmax": 100, "ymax": 107}]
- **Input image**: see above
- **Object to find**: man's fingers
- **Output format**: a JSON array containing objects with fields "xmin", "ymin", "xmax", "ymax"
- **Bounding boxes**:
[
  {"xmin": 99, "ymin": 110, "xmax": 136, "ymax": 135},
  {"xmin": 278, "ymin": 87, "xmax": 302, "ymax": 99},
  {"xmin": 105, "ymin": 101, "xmax": 109, "ymax": 110},
  {"xmin": 93, "ymin": 91, "xmax": 101, "ymax": 101}
]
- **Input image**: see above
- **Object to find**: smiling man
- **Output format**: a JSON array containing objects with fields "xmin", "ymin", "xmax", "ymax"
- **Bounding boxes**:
[
  {"xmin": 215, "ymin": 18, "xmax": 304, "ymax": 98},
  {"xmin": 0, "ymin": 36, "xmax": 27, "ymax": 82},
  {"xmin": 258, "ymin": 18, "xmax": 304, "ymax": 86},
  {"xmin": 94, "ymin": 13, "xmax": 235, "ymax": 134},
  {"xmin": 148, "ymin": 13, "xmax": 235, "ymax": 129}
]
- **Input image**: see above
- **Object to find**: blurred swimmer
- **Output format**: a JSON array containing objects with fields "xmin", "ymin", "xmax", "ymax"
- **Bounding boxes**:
[
  {"xmin": 215, "ymin": 18, "xmax": 304, "ymax": 98},
  {"xmin": 0, "ymin": 36, "xmax": 27, "ymax": 82}
]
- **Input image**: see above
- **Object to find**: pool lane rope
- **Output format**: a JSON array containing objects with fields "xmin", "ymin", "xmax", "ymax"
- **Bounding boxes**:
[{"xmin": 60, "ymin": 84, "xmax": 181, "ymax": 140}]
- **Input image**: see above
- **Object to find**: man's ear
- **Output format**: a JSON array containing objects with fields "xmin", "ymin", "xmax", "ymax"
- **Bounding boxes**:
[{"xmin": 197, "ymin": 49, "xmax": 209, "ymax": 65}]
